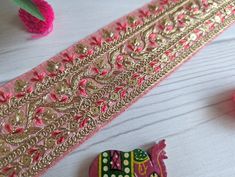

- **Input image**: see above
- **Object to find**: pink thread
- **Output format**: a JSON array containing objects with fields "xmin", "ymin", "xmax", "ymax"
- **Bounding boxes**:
[{"xmin": 18, "ymin": 0, "xmax": 54, "ymax": 37}]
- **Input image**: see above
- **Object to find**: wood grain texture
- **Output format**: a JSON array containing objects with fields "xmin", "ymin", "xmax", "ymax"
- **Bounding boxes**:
[{"xmin": 1, "ymin": 1, "xmax": 235, "ymax": 177}]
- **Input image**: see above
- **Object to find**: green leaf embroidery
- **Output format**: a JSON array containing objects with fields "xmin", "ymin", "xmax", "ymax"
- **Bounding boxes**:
[{"xmin": 13, "ymin": 0, "xmax": 45, "ymax": 21}]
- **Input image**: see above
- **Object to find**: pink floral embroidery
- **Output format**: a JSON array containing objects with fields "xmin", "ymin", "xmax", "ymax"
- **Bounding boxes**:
[
  {"xmin": 116, "ymin": 22, "xmax": 128, "ymax": 32},
  {"xmin": 78, "ymin": 79, "xmax": 88, "ymax": 97},
  {"xmin": 31, "ymin": 71, "xmax": 46, "ymax": 82},
  {"xmin": 115, "ymin": 55, "xmax": 124, "ymax": 69},
  {"xmin": 4, "ymin": 123, "xmax": 25, "ymax": 134},
  {"xmin": 96, "ymin": 99, "xmax": 108, "ymax": 113},
  {"xmin": 150, "ymin": 61, "xmax": 161, "ymax": 72},
  {"xmin": 205, "ymin": 20, "xmax": 215, "ymax": 30},
  {"xmin": 127, "ymin": 43, "xmax": 143, "ymax": 53},
  {"xmin": 0, "ymin": 1, "xmax": 233, "ymax": 109},
  {"xmin": 132, "ymin": 73, "xmax": 146, "ymax": 86},
  {"xmin": 28, "ymin": 147, "xmax": 44, "ymax": 162},
  {"xmin": 34, "ymin": 107, "xmax": 45, "ymax": 126},
  {"xmin": 2, "ymin": 165, "xmax": 17, "ymax": 177},
  {"xmin": 160, "ymin": 0, "xmax": 179, "ymax": 6},
  {"xmin": 50, "ymin": 92, "xmax": 68, "ymax": 103},
  {"xmin": 62, "ymin": 52, "xmax": 76, "ymax": 63},
  {"xmin": 4, "ymin": 124, "xmax": 13, "ymax": 133},
  {"xmin": 15, "ymin": 86, "xmax": 33, "ymax": 98},
  {"xmin": 79, "ymin": 118, "xmax": 89, "ymax": 128},
  {"xmin": 90, "ymin": 36, "xmax": 103, "ymax": 47},
  {"xmin": 78, "ymin": 49, "xmax": 94, "ymax": 59},
  {"xmin": 115, "ymin": 86, "xmax": 127, "ymax": 98},
  {"xmin": 159, "ymin": 0, "xmax": 170, "ymax": 6},
  {"xmin": 193, "ymin": 29, "xmax": 203, "ymax": 38},
  {"xmin": 0, "ymin": 91, "xmax": 12, "ymax": 103},
  {"xmin": 158, "ymin": 22, "xmax": 175, "ymax": 33},
  {"xmin": 74, "ymin": 114, "xmax": 83, "ymax": 121},
  {"xmin": 139, "ymin": 10, "xmax": 151, "ymax": 18},
  {"xmin": 187, "ymin": 3, "xmax": 200, "ymax": 14},
  {"xmin": 51, "ymin": 130, "xmax": 66, "ymax": 144},
  {"xmin": 149, "ymin": 33, "xmax": 158, "ymax": 47},
  {"xmin": 165, "ymin": 50, "xmax": 176, "ymax": 61}
]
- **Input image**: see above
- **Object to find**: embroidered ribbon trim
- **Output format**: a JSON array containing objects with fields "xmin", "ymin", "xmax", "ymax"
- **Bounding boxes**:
[{"xmin": 0, "ymin": 0, "xmax": 234, "ymax": 176}]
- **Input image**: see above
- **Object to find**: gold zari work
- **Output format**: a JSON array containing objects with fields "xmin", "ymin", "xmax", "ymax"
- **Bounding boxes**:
[{"xmin": 0, "ymin": 0, "xmax": 234, "ymax": 176}]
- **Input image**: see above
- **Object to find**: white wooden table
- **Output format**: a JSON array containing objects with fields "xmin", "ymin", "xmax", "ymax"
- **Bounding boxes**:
[{"xmin": 1, "ymin": 1, "xmax": 235, "ymax": 177}]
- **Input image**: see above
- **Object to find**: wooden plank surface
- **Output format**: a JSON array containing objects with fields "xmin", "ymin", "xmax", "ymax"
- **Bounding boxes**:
[{"xmin": 1, "ymin": 1, "xmax": 235, "ymax": 177}]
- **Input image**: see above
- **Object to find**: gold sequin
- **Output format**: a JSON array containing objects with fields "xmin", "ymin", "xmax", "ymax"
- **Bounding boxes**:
[
  {"xmin": 47, "ymin": 61, "xmax": 61, "ymax": 73},
  {"xmin": 110, "ymin": 93, "xmax": 119, "ymax": 101},
  {"xmin": 44, "ymin": 138, "xmax": 56, "ymax": 148},
  {"xmin": 14, "ymin": 80, "xmax": 28, "ymax": 93},
  {"xmin": 20, "ymin": 155, "xmax": 32, "ymax": 167},
  {"xmin": 91, "ymin": 107, "xmax": 100, "ymax": 115}
]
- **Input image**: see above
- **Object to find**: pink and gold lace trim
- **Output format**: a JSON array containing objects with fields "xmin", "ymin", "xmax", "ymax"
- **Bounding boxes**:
[{"xmin": 0, "ymin": 0, "xmax": 235, "ymax": 176}]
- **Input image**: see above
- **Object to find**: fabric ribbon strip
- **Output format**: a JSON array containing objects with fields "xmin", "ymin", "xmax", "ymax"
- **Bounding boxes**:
[{"xmin": 0, "ymin": 0, "xmax": 234, "ymax": 176}]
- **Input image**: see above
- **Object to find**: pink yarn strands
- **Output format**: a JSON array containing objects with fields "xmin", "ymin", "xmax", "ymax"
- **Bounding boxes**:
[{"xmin": 18, "ymin": 0, "xmax": 54, "ymax": 38}]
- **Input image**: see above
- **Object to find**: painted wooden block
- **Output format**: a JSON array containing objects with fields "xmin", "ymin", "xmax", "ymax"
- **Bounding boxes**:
[{"xmin": 89, "ymin": 140, "xmax": 167, "ymax": 177}]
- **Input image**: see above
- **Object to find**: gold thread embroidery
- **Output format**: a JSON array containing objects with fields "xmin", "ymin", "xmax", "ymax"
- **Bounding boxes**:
[
  {"xmin": 0, "ymin": 0, "xmax": 234, "ymax": 176},
  {"xmin": 0, "ymin": 0, "xmax": 188, "ymax": 117}
]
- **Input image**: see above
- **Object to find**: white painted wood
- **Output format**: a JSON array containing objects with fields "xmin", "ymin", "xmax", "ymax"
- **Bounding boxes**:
[{"xmin": 1, "ymin": 1, "xmax": 235, "ymax": 177}]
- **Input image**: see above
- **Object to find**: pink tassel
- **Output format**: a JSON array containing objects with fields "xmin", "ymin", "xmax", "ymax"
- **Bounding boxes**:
[{"xmin": 18, "ymin": 0, "xmax": 54, "ymax": 38}]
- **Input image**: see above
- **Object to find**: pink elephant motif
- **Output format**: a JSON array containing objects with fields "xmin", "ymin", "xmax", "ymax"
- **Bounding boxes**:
[{"xmin": 89, "ymin": 140, "xmax": 167, "ymax": 177}]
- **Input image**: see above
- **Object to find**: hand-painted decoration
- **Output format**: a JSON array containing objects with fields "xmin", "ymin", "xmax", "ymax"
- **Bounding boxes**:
[
  {"xmin": 0, "ymin": 0, "xmax": 234, "ymax": 176},
  {"xmin": 89, "ymin": 140, "xmax": 167, "ymax": 177}
]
